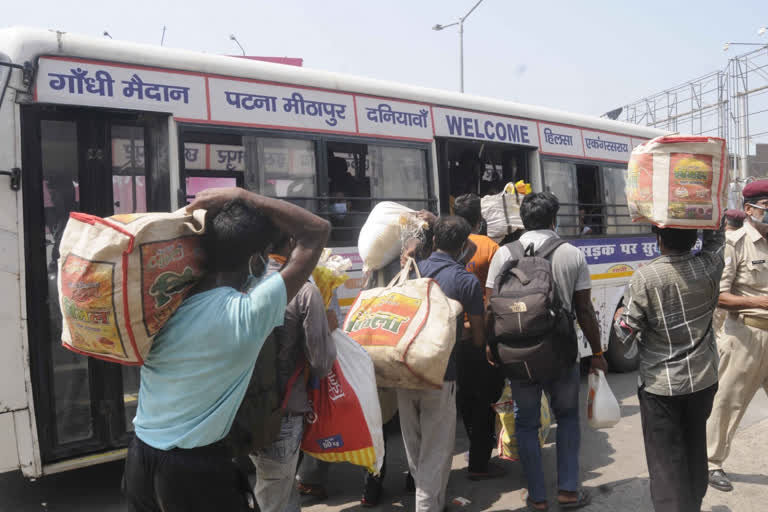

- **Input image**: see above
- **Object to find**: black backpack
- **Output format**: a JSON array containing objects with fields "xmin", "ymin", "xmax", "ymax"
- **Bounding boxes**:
[
  {"xmin": 488, "ymin": 238, "xmax": 577, "ymax": 383},
  {"xmin": 225, "ymin": 332, "xmax": 284, "ymax": 457}
]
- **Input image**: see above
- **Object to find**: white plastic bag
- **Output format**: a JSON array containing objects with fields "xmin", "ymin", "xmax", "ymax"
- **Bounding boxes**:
[
  {"xmin": 587, "ymin": 370, "xmax": 621, "ymax": 429},
  {"xmin": 480, "ymin": 183, "xmax": 524, "ymax": 242},
  {"xmin": 357, "ymin": 202, "xmax": 415, "ymax": 272},
  {"xmin": 302, "ymin": 329, "xmax": 385, "ymax": 474}
]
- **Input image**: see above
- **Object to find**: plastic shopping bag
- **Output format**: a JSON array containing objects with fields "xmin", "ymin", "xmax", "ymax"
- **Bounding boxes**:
[
  {"xmin": 493, "ymin": 382, "xmax": 551, "ymax": 461},
  {"xmin": 302, "ymin": 329, "xmax": 385, "ymax": 474},
  {"xmin": 311, "ymin": 249, "xmax": 352, "ymax": 308},
  {"xmin": 587, "ymin": 370, "xmax": 621, "ymax": 429}
]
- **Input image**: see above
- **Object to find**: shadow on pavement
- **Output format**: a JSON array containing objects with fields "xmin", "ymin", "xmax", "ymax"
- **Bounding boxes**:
[{"xmin": 0, "ymin": 460, "xmax": 127, "ymax": 512}]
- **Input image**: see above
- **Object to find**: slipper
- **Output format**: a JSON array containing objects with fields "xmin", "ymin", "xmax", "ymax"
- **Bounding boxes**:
[
  {"xmin": 526, "ymin": 497, "xmax": 548, "ymax": 511},
  {"xmin": 468, "ymin": 462, "xmax": 507, "ymax": 481},
  {"xmin": 296, "ymin": 482, "xmax": 328, "ymax": 500},
  {"xmin": 558, "ymin": 489, "xmax": 591, "ymax": 509}
]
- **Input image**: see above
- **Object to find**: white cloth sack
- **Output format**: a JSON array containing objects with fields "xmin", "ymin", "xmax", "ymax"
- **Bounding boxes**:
[
  {"xmin": 587, "ymin": 370, "xmax": 621, "ymax": 429},
  {"xmin": 357, "ymin": 202, "xmax": 417, "ymax": 272},
  {"xmin": 481, "ymin": 183, "xmax": 524, "ymax": 242},
  {"xmin": 57, "ymin": 209, "xmax": 206, "ymax": 365},
  {"xmin": 626, "ymin": 135, "xmax": 729, "ymax": 229},
  {"xmin": 343, "ymin": 258, "xmax": 463, "ymax": 389}
]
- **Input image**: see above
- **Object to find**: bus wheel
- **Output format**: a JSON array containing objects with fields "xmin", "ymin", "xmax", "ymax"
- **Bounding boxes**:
[{"xmin": 606, "ymin": 319, "xmax": 639, "ymax": 373}]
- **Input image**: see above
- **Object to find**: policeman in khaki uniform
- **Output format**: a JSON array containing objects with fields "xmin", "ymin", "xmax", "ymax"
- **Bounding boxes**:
[{"xmin": 708, "ymin": 180, "xmax": 768, "ymax": 492}]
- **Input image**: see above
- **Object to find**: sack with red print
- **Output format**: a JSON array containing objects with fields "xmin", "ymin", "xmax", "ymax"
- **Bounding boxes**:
[
  {"xmin": 626, "ymin": 135, "xmax": 729, "ymax": 229},
  {"xmin": 57, "ymin": 209, "xmax": 206, "ymax": 365},
  {"xmin": 301, "ymin": 329, "xmax": 384, "ymax": 474}
]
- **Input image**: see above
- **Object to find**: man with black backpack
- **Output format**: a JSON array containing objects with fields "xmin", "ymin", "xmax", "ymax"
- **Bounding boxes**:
[{"xmin": 485, "ymin": 192, "xmax": 606, "ymax": 511}]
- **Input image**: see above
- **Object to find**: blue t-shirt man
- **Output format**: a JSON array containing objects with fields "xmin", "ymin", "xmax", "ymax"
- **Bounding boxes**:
[
  {"xmin": 418, "ymin": 251, "xmax": 484, "ymax": 381},
  {"xmin": 134, "ymin": 272, "xmax": 287, "ymax": 450}
]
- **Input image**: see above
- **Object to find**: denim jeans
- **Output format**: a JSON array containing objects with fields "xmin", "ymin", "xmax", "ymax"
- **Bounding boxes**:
[
  {"xmin": 250, "ymin": 415, "xmax": 304, "ymax": 512},
  {"xmin": 508, "ymin": 363, "xmax": 580, "ymax": 503}
]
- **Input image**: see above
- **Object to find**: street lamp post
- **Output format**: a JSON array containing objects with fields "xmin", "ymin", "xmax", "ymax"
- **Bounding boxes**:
[
  {"xmin": 229, "ymin": 34, "xmax": 246, "ymax": 56},
  {"xmin": 432, "ymin": 0, "xmax": 486, "ymax": 93},
  {"xmin": 723, "ymin": 42, "xmax": 768, "ymax": 51}
]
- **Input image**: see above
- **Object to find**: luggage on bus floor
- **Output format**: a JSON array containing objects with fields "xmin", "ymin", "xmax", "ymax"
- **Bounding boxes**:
[{"xmin": 57, "ymin": 209, "xmax": 206, "ymax": 365}]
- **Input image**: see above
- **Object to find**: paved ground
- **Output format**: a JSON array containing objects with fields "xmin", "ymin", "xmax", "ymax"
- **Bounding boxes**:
[{"xmin": 2, "ymin": 371, "xmax": 767, "ymax": 511}]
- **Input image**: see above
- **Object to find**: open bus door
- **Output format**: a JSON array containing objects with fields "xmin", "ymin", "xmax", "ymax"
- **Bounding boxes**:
[
  {"xmin": 20, "ymin": 105, "xmax": 170, "ymax": 472},
  {"xmin": 435, "ymin": 137, "xmax": 534, "ymax": 217}
]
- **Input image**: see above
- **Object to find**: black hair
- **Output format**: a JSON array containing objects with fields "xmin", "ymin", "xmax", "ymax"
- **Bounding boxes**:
[
  {"xmin": 433, "ymin": 215, "xmax": 471, "ymax": 253},
  {"xmin": 453, "ymin": 193, "xmax": 482, "ymax": 228},
  {"xmin": 520, "ymin": 192, "xmax": 560, "ymax": 231},
  {"xmin": 653, "ymin": 227, "xmax": 698, "ymax": 252},
  {"xmin": 203, "ymin": 199, "xmax": 277, "ymax": 271},
  {"xmin": 726, "ymin": 216, "xmax": 744, "ymax": 229}
]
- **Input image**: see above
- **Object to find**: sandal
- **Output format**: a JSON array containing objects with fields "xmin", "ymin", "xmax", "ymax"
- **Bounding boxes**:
[
  {"xmin": 558, "ymin": 489, "xmax": 591, "ymax": 509},
  {"xmin": 296, "ymin": 482, "xmax": 328, "ymax": 500},
  {"xmin": 526, "ymin": 497, "xmax": 548, "ymax": 511}
]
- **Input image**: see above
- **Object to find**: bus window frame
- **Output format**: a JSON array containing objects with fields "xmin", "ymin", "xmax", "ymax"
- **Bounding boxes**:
[
  {"xmin": 177, "ymin": 124, "xmax": 438, "ymax": 243},
  {"xmin": 539, "ymin": 154, "xmax": 647, "ymax": 238}
]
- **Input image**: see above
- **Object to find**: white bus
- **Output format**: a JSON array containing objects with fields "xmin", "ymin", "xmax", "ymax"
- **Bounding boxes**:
[{"xmin": 0, "ymin": 27, "xmax": 666, "ymax": 478}]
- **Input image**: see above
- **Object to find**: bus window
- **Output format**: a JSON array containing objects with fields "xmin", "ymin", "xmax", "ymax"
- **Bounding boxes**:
[
  {"xmin": 181, "ymin": 131, "xmax": 246, "ymax": 203},
  {"xmin": 576, "ymin": 164, "xmax": 603, "ymax": 235},
  {"xmin": 542, "ymin": 159, "xmax": 578, "ymax": 236},
  {"xmin": 112, "ymin": 125, "xmax": 148, "ymax": 215},
  {"xmin": 327, "ymin": 142, "xmax": 371, "ymax": 245},
  {"xmin": 603, "ymin": 165, "xmax": 650, "ymax": 234},
  {"xmin": 243, "ymin": 136, "xmax": 317, "ymax": 213},
  {"xmin": 369, "ymin": 145, "xmax": 428, "ymax": 206}
]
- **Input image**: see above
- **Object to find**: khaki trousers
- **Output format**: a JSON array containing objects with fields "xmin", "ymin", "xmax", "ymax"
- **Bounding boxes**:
[
  {"xmin": 707, "ymin": 316, "xmax": 768, "ymax": 470},
  {"xmin": 397, "ymin": 381, "xmax": 457, "ymax": 512}
]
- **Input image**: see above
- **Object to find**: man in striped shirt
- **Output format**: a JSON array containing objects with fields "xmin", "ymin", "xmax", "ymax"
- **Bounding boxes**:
[{"xmin": 614, "ymin": 222, "xmax": 724, "ymax": 512}]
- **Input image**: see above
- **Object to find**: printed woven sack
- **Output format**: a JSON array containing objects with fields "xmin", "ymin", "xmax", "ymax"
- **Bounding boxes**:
[
  {"xmin": 626, "ymin": 135, "xmax": 729, "ymax": 229},
  {"xmin": 342, "ymin": 258, "xmax": 463, "ymax": 389},
  {"xmin": 302, "ymin": 330, "xmax": 384, "ymax": 474},
  {"xmin": 57, "ymin": 209, "xmax": 206, "ymax": 365},
  {"xmin": 493, "ymin": 382, "xmax": 551, "ymax": 461}
]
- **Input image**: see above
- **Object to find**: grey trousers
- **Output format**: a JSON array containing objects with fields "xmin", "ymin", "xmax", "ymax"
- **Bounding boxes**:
[
  {"xmin": 397, "ymin": 381, "xmax": 457, "ymax": 512},
  {"xmin": 250, "ymin": 415, "xmax": 304, "ymax": 512}
]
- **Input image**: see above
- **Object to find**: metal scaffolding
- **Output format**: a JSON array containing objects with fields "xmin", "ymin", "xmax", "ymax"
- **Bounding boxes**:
[{"xmin": 605, "ymin": 44, "xmax": 768, "ymax": 180}]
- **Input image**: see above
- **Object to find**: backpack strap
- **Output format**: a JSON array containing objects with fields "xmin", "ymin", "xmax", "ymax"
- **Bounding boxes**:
[
  {"xmin": 534, "ymin": 237, "xmax": 568, "ymax": 261},
  {"xmin": 494, "ymin": 241, "xmax": 524, "ymax": 291}
]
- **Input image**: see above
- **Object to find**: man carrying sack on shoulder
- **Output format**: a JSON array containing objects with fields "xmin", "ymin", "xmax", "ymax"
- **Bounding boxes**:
[
  {"xmin": 398, "ymin": 215, "xmax": 486, "ymax": 512},
  {"xmin": 708, "ymin": 179, "xmax": 768, "ymax": 493},
  {"xmin": 614, "ymin": 221, "xmax": 724, "ymax": 512}
]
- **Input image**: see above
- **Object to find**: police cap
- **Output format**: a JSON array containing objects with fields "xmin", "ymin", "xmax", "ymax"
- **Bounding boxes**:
[
  {"xmin": 742, "ymin": 180, "xmax": 768, "ymax": 202},
  {"xmin": 724, "ymin": 209, "xmax": 747, "ymax": 221}
]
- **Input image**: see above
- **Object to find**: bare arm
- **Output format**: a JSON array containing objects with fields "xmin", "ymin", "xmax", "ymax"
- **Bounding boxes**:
[
  {"xmin": 187, "ymin": 188, "xmax": 330, "ymax": 302},
  {"xmin": 718, "ymin": 292, "xmax": 768, "ymax": 311},
  {"xmin": 468, "ymin": 313, "xmax": 485, "ymax": 349},
  {"xmin": 573, "ymin": 289, "xmax": 608, "ymax": 373}
]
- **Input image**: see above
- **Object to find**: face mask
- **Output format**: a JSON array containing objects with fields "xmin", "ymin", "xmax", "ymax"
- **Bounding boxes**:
[
  {"xmin": 248, "ymin": 253, "xmax": 268, "ymax": 278},
  {"xmin": 332, "ymin": 202, "xmax": 347, "ymax": 214},
  {"xmin": 748, "ymin": 204, "xmax": 768, "ymax": 224}
]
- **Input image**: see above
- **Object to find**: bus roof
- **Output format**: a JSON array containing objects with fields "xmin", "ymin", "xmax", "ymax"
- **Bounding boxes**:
[{"xmin": 0, "ymin": 26, "xmax": 665, "ymax": 139}]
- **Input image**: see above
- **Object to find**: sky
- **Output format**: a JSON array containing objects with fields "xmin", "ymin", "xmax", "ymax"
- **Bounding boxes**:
[{"xmin": 3, "ymin": 0, "xmax": 767, "ymax": 117}]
